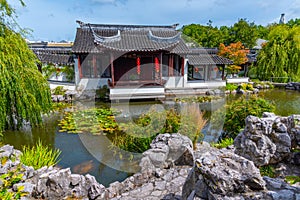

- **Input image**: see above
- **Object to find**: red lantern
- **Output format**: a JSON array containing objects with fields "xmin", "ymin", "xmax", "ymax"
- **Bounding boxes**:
[
  {"xmin": 154, "ymin": 57, "xmax": 160, "ymax": 73},
  {"xmin": 194, "ymin": 67, "xmax": 199, "ymax": 73},
  {"xmin": 136, "ymin": 57, "xmax": 141, "ymax": 75}
]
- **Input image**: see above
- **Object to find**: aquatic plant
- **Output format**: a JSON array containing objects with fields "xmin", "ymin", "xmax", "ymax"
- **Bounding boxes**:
[
  {"xmin": 20, "ymin": 140, "xmax": 61, "ymax": 170},
  {"xmin": 115, "ymin": 106, "xmax": 207, "ymax": 152},
  {"xmin": 179, "ymin": 104, "xmax": 207, "ymax": 150},
  {"xmin": 58, "ymin": 107, "xmax": 120, "ymax": 134}
]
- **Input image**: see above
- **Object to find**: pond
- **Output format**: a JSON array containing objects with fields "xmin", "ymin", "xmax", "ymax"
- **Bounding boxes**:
[{"xmin": 2, "ymin": 88, "xmax": 300, "ymax": 186}]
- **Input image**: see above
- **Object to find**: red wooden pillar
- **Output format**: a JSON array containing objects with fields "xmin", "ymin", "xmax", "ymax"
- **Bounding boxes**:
[
  {"xmin": 110, "ymin": 53, "xmax": 115, "ymax": 87},
  {"xmin": 181, "ymin": 57, "xmax": 184, "ymax": 76},
  {"xmin": 78, "ymin": 55, "xmax": 83, "ymax": 78},
  {"xmin": 160, "ymin": 53, "xmax": 163, "ymax": 84},
  {"xmin": 93, "ymin": 54, "xmax": 97, "ymax": 78}
]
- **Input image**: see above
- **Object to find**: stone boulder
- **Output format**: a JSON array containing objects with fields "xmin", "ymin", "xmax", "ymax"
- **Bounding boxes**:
[
  {"xmin": 234, "ymin": 113, "xmax": 298, "ymax": 166},
  {"xmin": 29, "ymin": 168, "xmax": 106, "ymax": 199},
  {"xmin": 182, "ymin": 147, "xmax": 266, "ymax": 199},
  {"xmin": 139, "ymin": 133, "xmax": 194, "ymax": 173},
  {"xmin": 264, "ymin": 176, "xmax": 300, "ymax": 200},
  {"xmin": 285, "ymin": 82, "xmax": 300, "ymax": 91}
]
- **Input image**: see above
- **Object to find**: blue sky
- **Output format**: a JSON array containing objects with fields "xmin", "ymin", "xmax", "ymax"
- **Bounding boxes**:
[{"xmin": 11, "ymin": 0, "xmax": 300, "ymax": 42}]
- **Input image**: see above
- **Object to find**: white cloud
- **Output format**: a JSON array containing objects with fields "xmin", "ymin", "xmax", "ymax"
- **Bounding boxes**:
[{"xmin": 12, "ymin": 0, "xmax": 300, "ymax": 41}]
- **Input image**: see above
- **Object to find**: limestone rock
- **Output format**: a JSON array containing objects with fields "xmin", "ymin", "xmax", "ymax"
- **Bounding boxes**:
[
  {"xmin": 264, "ymin": 176, "xmax": 300, "ymax": 200},
  {"xmin": 182, "ymin": 147, "xmax": 266, "ymax": 199},
  {"xmin": 234, "ymin": 114, "xmax": 293, "ymax": 166},
  {"xmin": 141, "ymin": 133, "xmax": 194, "ymax": 172}
]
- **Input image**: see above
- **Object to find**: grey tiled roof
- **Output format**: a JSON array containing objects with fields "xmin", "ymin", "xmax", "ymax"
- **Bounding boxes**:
[
  {"xmin": 32, "ymin": 48, "xmax": 74, "ymax": 65},
  {"xmin": 187, "ymin": 48, "xmax": 233, "ymax": 65},
  {"xmin": 189, "ymin": 48, "xmax": 219, "ymax": 54},
  {"xmin": 72, "ymin": 23, "xmax": 189, "ymax": 54}
]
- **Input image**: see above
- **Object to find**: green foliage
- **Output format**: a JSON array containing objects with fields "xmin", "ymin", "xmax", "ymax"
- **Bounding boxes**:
[
  {"xmin": 259, "ymin": 165, "xmax": 276, "ymax": 178},
  {"xmin": 286, "ymin": 18, "xmax": 300, "ymax": 27},
  {"xmin": 223, "ymin": 96, "xmax": 275, "ymax": 139},
  {"xmin": 42, "ymin": 64, "xmax": 57, "ymax": 80},
  {"xmin": 226, "ymin": 83, "xmax": 238, "ymax": 91},
  {"xmin": 182, "ymin": 18, "xmax": 269, "ymax": 48},
  {"xmin": 20, "ymin": 140, "xmax": 61, "ymax": 170},
  {"xmin": 59, "ymin": 107, "xmax": 120, "ymax": 134},
  {"xmin": 109, "ymin": 132, "xmax": 156, "ymax": 153},
  {"xmin": 52, "ymin": 86, "xmax": 66, "ymax": 95},
  {"xmin": 285, "ymin": 176, "xmax": 300, "ymax": 184},
  {"xmin": 0, "ymin": 0, "xmax": 25, "ymax": 30},
  {"xmin": 0, "ymin": 26, "xmax": 52, "ymax": 133},
  {"xmin": 228, "ymin": 19, "xmax": 258, "ymax": 48},
  {"xmin": 179, "ymin": 105, "xmax": 207, "ymax": 150},
  {"xmin": 0, "ymin": 164, "xmax": 27, "ymax": 200},
  {"xmin": 240, "ymin": 83, "xmax": 254, "ymax": 91},
  {"xmin": 291, "ymin": 148, "xmax": 300, "ymax": 153},
  {"xmin": 51, "ymin": 102, "xmax": 71, "ymax": 111},
  {"xmin": 95, "ymin": 85, "xmax": 109, "ymax": 100},
  {"xmin": 0, "ymin": 1, "xmax": 52, "ymax": 133},
  {"xmin": 256, "ymin": 25, "xmax": 300, "ymax": 82},
  {"xmin": 42, "ymin": 65, "xmax": 74, "ymax": 82},
  {"xmin": 252, "ymin": 80, "xmax": 275, "ymax": 89},
  {"xmin": 60, "ymin": 65, "xmax": 74, "ymax": 82},
  {"xmin": 116, "ymin": 106, "xmax": 207, "ymax": 151},
  {"xmin": 182, "ymin": 22, "xmax": 225, "ymax": 47},
  {"xmin": 175, "ymin": 95, "xmax": 221, "ymax": 103},
  {"xmin": 211, "ymin": 138, "xmax": 234, "ymax": 149}
]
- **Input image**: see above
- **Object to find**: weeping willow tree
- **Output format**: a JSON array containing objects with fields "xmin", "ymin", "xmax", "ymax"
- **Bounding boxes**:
[
  {"xmin": 0, "ymin": 1, "xmax": 52, "ymax": 132},
  {"xmin": 256, "ymin": 25, "xmax": 300, "ymax": 82}
]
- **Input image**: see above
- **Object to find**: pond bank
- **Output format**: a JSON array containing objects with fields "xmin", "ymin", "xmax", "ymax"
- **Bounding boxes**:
[{"xmin": 1, "ymin": 113, "xmax": 299, "ymax": 199}]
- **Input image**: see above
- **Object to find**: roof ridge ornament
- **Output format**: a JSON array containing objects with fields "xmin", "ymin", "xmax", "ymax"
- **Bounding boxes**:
[
  {"xmin": 148, "ymin": 30, "xmax": 181, "ymax": 43},
  {"xmin": 88, "ymin": 24, "xmax": 121, "ymax": 43}
]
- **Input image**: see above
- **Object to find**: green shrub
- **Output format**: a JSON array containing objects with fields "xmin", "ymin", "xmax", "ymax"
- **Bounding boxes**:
[
  {"xmin": 222, "ymin": 96, "xmax": 275, "ymax": 139},
  {"xmin": 265, "ymin": 81, "xmax": 275, "ymax": 89},
  {"xmin": 0, "ymin": 164, "xmax": 27, "ymax": 199},
  {"xmin": 240, "ymin": 83, "xmax": 254, "ymax": 91},
  {"xmin": 42, "ymin": 64, "xmax": 57, "ymax": 80},
  {"xmin": 60, "ymin": 66, "xmax": 74, "ymax": 82},
  {"xmin": 225, "ymin": 83, "xmax": 238, "ymax": 92},
  {"xmin": 52, "ymin": 86, "xmax": 66, "ymax": 95},
  {"xmin": 259, "ymin": 165, "xmax": 276, "ymax": 178},
  {"xmin": 175, "ymin": 95, "xmax": 221, "ymax": 103},
  {"xmin": 51, "ymin": 102, "xmax": 71, "ymax": 111},
  {"xmin": 20, "ymin": 140, "xmax": 61, "ymax": 170},
  {"xmin": 285, "ymin": 176, "xmax": 300, "ymax": 184},
  {"xmin": 116, "ymin": 106, "xmax": 207, "ymax": 152},
  {"xmin": 248, "ymin": 66, "xmax": 258, "ymax": 79},
  {"xmin": 211, "ymin": 138, "xmax": 234, "ymax": 149},
  {"xmin": 109, "ymin": 132, "xmax": 156, "ymax": 153},
  {"xmin": 95, "ymin": 85, "xmax": 109, "ymax": 100}
]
